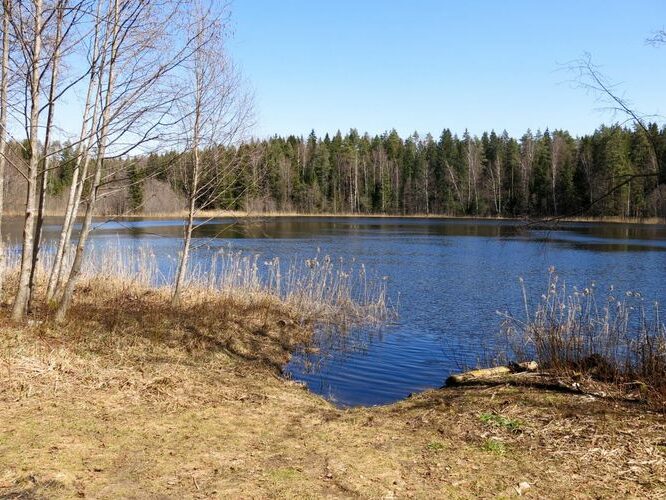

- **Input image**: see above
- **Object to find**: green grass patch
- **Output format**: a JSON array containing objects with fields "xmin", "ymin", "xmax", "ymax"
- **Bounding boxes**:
[
  {"xmin": 426, "ymin": 441, "xmax": 445, "ymax": 452},
  {"xmin": 481, "ymin": 439, "xmax": 507, "ymax": 455},
  {"xmin": 479, "ymin": 412, "xmax": 523, "ymax": 432},
  {"xmin": 268, "ymin": 467, "xmax": 302, "ymax": 482}
]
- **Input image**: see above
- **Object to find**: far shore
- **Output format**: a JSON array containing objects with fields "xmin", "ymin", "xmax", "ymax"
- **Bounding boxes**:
[{"xmin": 4, "ymin": 210, "xmax": 666, "ymax": 226}]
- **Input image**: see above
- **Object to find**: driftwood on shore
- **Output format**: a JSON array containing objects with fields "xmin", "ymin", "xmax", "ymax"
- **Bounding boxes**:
[{"xmin": 445, "ymin": 361, "xmax": 538, "ymax": 386}]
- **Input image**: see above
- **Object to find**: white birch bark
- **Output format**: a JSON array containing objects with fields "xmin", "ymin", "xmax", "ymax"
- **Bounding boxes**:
[
  {"xmin": 12, "ymin": 0, "xmax": 43, "ymax": 321},
  {"xmin": 46, "ymin": 0, "xmax": 103, "ymax": 301},
  {"xmin": 55, "ymin": 0, "xmax": 120, "ymax": 323},
  {"xmin": 28, "ymin": 0, "xmax": 65, "ymax": 310},
  {"xmin": 0, "ymin": 0, "xmax": 11, "ymax": 292}
]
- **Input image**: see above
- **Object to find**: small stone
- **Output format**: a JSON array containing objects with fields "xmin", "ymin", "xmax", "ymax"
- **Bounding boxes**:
[{"xmin": 515, "ymin": 481, "xmax": 531, "ymax": 495}]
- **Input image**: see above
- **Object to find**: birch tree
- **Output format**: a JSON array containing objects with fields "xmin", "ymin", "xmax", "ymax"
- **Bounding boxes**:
[
  {"xmin": 55, "ymin": 0, "xmax": 197, "ymax": 322},
  {"xmin": 11, "ymin": 0, "xmax": 44, "ymax": 321},
  {"xmin": 0, "ymin": 0, "xmax": 11, "ymax": 291},
  {"xmin": 28, "ymin": 0, "xmax": 86, "ymax": 310},
  {"xmin": 46, "ymin": 0, "xmax": 104, "ymax": 301},
  {"xmin": 5, "ymin": 0, "xmax": 90, "ymax": 319},
  {"xmin": 171, "ymin": 1, "xmax": 252, "ymax": 306},
  {"xmin": 550, "ymin": 132, "xmax": 564, "ymax": 215}
]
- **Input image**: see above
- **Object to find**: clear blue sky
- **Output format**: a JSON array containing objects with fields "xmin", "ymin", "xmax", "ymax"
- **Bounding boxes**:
[{"xmin": 229, "ymin": 0, "xmax": 666, "ymax": 139}]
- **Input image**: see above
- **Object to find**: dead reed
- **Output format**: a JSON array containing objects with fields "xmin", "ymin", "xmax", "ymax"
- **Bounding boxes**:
[
  {"xmin": 499, "ymin": 268, "xmax": 666, "ymax": 406},
  {"xmin": 2, "ymin": 242, "xmax": 391, "ymax": 328}
]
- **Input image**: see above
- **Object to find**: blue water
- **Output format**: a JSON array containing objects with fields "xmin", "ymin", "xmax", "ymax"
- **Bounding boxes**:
[{"xmin": 25, "ymin": 216, "xmax": 666, "ymax": 406}]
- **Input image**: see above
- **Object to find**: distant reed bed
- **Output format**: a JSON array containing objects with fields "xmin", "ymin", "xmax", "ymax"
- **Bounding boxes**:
[{"xmin": 499, "ymin": 268, "xmax": 666, "ymax": 405}]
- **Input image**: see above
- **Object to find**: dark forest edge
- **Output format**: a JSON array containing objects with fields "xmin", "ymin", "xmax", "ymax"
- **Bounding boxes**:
[{"xmin": 5, "ymin": 122, "xmax": 664, "ymax": 220}]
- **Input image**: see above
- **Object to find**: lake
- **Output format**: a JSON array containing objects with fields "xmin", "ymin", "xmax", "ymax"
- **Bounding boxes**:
[{"xmin": 8, "ymin": 216, "xmax": 666, "ymax": 407}]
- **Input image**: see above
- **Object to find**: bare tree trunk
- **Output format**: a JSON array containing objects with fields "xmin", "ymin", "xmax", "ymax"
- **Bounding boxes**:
[
  {"xmin": 54, "ymin": 154, "xmax": 102, "ymax": 323},
  {"xmin": 520, "ymin": 137, "xmax": 534, "ymax": 213},
  {"xmin": 49, "ymin": 145, "xmax": 98, "ymax": 299},
  {"xmin": 363, "ymin": 158, "xmax": 367, "ymax": 211},
  {"xmin": 172, "ymin": 160, "xmax": 198, "ymax": 305},
  {"xmin": 380, "ymin": 155, "xmax": 384, "ymax": 212},
  {"xmin": 497, "ymin": 158, "xmax": 502, "ymax": 214},
  {"xmin": 46, "ymin": 1, "xmax": 103, "ymax": 301},
  {"xmin": 173, "ymin": 112, "xmax": 201, "ymax": 305},
  {"xmin": 466, "ymin": 141, "xmax": 472, "ymax": 211},
  {"xmin": 445, "ymin": 160, "xmax": 463, "ymax": 209},
  {"xmin": 0, "ymin": 0, "xmax": 11, "ymax": 292},
  {"xmin": 551, "ymin": 136, "xmax": 561, "ymax": 215},
  {"xmin": 12, "ymin": 0, "xmax": 43, "ymax": 322},
  {"xmin": 391, "ymin": 162, "xmax": 400, "ymax": 212},
  {"xmin": 56, "ymin": 0, "xmax": 120, "ymax": 323},
  {"xmin": 28, "ymin": 1, "xmax": 64, "ymax": 310},
  {"xmin": 353, "ymin": 150, "xmax": 358, "ymax": 212},
  {"xmin": 489, "ymin": 161, "xmax": 498, "ymax": 214},
  {"xmin": 466, "ymin": 140, "xmax": 480, "ymax": 214},
  {"xmin": 424, "ymin": 163, "xmax": 429, "ymax": 215}
]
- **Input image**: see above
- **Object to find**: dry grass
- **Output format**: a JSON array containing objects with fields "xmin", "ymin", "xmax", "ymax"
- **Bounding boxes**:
[
  {"xmin": 132, "ymin": 212, "xmax": 665, "ymax": 225},
  {"xmin": 184, "ymin": 248, "xmax": 392, "ymax": 326},
  {"xmin": 0, "ymin": 278, "xmax": 665, "ymax": 498},
  {"xmin": 0, "ymin": 276, "xmax": 313, "ymax": 404},
  {"xmin": 0, "ymin": 242, "xmax": 392, "ymax": 328},
  {"xmin": 7, "ymin": 210, "xmax": 663, "ymax": 225},
  {"xmin": 499, "ymin": 270, "xmax": 666, "ymax": 409}
]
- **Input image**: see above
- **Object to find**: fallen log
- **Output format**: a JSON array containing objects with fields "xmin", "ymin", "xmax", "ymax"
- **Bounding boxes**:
[{"xmin": 445, "ymin": 361, "xmax": 538, "ymax": 386}]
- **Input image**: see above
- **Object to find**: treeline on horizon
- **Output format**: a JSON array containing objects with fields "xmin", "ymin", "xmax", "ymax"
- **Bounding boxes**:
[
  {"xmin": 24, "ymin": 122, "xmax": 665, "ymax": 218},
  {"xmin": 134, "ymin": 123, "xmax": 666, "ymax": 218}
]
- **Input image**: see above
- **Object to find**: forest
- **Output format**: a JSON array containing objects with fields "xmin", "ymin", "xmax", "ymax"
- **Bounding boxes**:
[{"xmin": 133, "ymin": 123, "xmax": 666, "ymax": 218}]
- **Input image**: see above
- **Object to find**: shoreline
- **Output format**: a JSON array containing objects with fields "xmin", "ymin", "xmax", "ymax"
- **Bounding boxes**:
[{"xmin": 5, "ymin": 210, "xmax": 666, "ymax": 226}]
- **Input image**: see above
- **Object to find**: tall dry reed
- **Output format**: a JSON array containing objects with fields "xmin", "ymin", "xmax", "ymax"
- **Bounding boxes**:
[
  {"xmin": 499, "ymin": 268, "xmax": 666, "ymax": 403},
  {"xmin": 6, "ymin": 243, "xmax": 391, "ymax": 327},
  {"xmin": 179, "ymin": 247, "xmax": 391, "ymax": 325}
]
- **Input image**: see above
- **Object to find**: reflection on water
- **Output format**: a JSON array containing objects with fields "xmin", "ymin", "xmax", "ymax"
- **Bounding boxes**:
[{"xmin": 3, "ymin": 215, "xmax": 666, "ymax": 406}]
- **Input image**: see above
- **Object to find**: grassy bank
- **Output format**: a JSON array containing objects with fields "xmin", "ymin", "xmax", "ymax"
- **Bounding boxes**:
[{"xmin": 1, "ymin": 280, "xmax": 665, "ymax": 498}]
